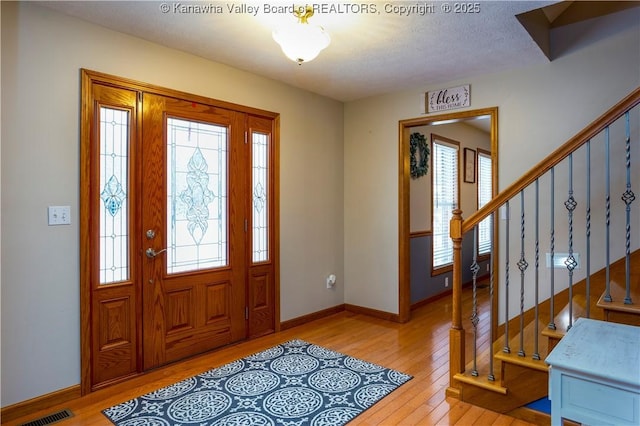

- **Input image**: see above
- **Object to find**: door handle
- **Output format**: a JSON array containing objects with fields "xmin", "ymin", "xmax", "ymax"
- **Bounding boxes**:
[{"xmin": 146, "ymin": 247, "xmax": 167, "ymax": 259}]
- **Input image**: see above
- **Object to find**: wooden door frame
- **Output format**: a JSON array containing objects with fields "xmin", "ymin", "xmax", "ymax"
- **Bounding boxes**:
[
  {"xmin": 397, "ymin": 107, "xmax": 499, "ymax": 323},
  {"xmin": 80, "ymin": 69, "xmax": 281, "ymax": 395}
]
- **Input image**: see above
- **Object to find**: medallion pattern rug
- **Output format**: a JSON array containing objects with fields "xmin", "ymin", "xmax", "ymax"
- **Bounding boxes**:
[{"xmin": 103, "ymin": 339, "xmax": 412, "ymax": 426}]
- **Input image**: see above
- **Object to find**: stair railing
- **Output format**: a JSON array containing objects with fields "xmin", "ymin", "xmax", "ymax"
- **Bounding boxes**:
[{"xmin": 447, "ymin": 87, "xmax": 640, "ymax": 395}]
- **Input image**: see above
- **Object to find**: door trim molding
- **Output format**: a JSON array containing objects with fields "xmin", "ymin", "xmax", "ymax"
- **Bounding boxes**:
[{"xmin": 81, "ymin": 70, "xmax": 279, "ymax": 120}]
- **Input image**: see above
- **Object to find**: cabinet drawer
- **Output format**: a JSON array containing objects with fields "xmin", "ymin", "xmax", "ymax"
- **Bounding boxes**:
[{"xmin": 560, "ymin": 374, "xmax": 639, "ymax": 425}]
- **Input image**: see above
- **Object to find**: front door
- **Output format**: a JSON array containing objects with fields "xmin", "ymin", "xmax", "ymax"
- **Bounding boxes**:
[
  {"xmin": 141, "ymin": 94, "xmax": 247, "ymax": 369},
  {"xmin": 81, "ymin": 70, "xmax": 278, "ymax": 393}
]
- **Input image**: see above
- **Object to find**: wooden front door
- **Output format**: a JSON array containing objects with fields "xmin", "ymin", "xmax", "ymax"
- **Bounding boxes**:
[
  {"xmin": 81, "ymin": 70, "xmax": 278, "ymax": 393},
  {"xmin": 140, "ymin": 93, "xmax": 247, "ymax": 369}
]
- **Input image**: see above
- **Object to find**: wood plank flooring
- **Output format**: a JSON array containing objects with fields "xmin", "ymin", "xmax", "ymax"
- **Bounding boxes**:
[{"xmin": 4, "ymin": 287, "xmax": 538, "ymax": 426}]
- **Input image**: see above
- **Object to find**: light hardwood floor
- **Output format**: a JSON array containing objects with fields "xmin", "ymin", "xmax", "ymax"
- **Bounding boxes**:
[{"xmin": 5, "ymin": 287, "xmax": 538, "ymax": 426}]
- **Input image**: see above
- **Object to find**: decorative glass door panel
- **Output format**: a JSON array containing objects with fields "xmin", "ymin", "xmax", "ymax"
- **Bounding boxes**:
[
  {"xmin": 252, "ymin": 131, "xmax": 269, "ymax": 263},
  {"xmin": 142, "ymin": 94, "xmax": 246, "ymax": 370},
  {"xmin": 99, "ymin": 106, "xmax": 131, "ymax": 284},
  {"xmin": 247, "ymin": 116, "xmax": 276, "ymax": 338},
  {"xmin": 84, "ymin": 83, "xmax": 140, "ymax": 389},
  {"xmin": 167, "ymin": 117, "xmax": 228, "ymax": 273}
]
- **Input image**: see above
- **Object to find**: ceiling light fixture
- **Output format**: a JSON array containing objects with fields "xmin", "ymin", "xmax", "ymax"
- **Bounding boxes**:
[{"xmin": 272, "ymin": 6, "xmax": 331, "ymax": 65}]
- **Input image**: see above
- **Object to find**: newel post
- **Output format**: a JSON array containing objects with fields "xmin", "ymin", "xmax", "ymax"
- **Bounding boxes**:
[{"xmin": 447, "ymin": 209, "xmax": 465, "ymax": 397}]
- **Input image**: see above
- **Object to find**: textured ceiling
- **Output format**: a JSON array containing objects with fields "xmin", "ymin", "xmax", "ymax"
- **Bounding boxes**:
[{"xmin": 39, "ymin": 1, "xmax": 557, "ymax": 101}]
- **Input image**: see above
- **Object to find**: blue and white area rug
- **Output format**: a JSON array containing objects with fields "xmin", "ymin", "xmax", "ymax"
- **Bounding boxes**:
[{"xmin": 103, "ymin": 339, "xmax": 412, "ymax": 426}]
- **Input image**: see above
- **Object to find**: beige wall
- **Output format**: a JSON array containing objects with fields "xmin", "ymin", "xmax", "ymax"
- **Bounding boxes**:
[
  {"xmin": 343, "ymin": 10, "xmax": 639, "ymax": 314},
  {"xmin": 1, "ymin": 2, "xmax": 344, "ymax": 406}
]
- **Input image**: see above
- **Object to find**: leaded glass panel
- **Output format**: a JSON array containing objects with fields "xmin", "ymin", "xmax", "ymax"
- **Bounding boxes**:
[
  {"xmin": 167, "ymin": 117, "xmax": 228, "ymax": 273},
  {"xmin": 99, "ymin": 107, "xmax": 130, "ymax": 284},
  {"xmin": 252, "ymin": 132, "xmax": 269, "ymax": 263}
]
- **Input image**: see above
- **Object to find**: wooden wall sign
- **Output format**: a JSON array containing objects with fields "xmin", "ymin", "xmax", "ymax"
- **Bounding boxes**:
[{"xmin": 426, "ymin": 85, "xmax": 470, "ymax": 113}]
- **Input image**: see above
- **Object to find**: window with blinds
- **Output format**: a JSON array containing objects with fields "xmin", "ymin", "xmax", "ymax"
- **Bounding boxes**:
[
  {"xmin": 432, "ymin": 138, "xmax": 459, "ymax": 270},
  {"xmin": 477, "ymin": 150, "xmax": 492, "ymax": 255}
]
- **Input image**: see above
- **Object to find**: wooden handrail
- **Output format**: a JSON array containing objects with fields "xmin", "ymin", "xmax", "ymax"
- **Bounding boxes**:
[{"xmin": 461, "ymin": 87, "xmax": 640, "ymax": 234}]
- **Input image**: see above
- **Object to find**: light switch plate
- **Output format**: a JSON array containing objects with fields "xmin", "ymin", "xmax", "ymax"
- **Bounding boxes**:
[{"xmin": 48, "ymin": 206, "xmax": 71, "ymax": 225}]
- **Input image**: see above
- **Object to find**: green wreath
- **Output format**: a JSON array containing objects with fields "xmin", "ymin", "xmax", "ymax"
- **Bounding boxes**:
[{"xmin": 409, "ymin": 132, "xmax": 429, "ymax": 179}]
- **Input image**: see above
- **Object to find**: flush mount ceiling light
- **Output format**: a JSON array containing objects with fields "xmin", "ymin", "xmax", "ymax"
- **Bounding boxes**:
[{"xmin": 272, "ymin": 6, "xmax": 331, "ymax": 65}]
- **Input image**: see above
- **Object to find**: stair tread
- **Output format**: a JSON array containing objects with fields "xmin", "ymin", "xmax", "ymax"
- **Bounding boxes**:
[
  {"xmin": 541, "ymin": 326, "xmax": 565, "ymax": 340},
  {"xmin": 593, "ymin": 250, "xmax": 639, "ymax": 312},
  {"xmin": 596, "ymin": 278, "xmax": 640, "ymax": 314},
  {"xmin": 454, "ymin": 371, "xmax": 508, "ymax": 394},
  {"xmin": 495, "ymin": 351, "xmax": 549, "ymax": 372},
  {"xmin": 501, "ymin": 318, "xmax": 552, "ymax": 356},
  {"xmin": 550, "ymin": 293, "xmax": 589, "ymax": 332},
  {"xmin": 596, "ymin": 292, "xmax": 640, "ymax": 315}
]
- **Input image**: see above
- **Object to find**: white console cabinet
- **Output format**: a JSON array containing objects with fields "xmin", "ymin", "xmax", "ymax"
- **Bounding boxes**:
[{"xmin": 546, "ymin": 318, "xmax": 640, "ymax": 426}]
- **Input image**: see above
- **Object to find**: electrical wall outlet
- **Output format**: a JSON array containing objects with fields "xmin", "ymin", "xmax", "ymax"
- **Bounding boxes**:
[{"xmin": 326, "ymin": 274, "xmax": 336, "ymax": 289}]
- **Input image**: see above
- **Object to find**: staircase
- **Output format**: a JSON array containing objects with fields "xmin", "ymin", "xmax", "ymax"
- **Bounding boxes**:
[{"xmin": 446, "ymin": 87, "xmax": 640, "ymax": 424}]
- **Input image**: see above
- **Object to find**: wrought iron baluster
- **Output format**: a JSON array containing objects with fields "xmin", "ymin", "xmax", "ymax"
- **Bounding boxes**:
[
  {"xmin": 517, "ymin": 191, "xmax": 528, "ymax": 357},
  {"xmin": 488, "ymin": 212, "xmax": 495, "ymax": 381},
  {"xmin": 622, "ymin": 111, "xmax": 635, "ymax": 304},
  {"xmin": 533, "ymin": 179, "xmax": 540, "ymax": 360},
  {"xmin": 504, "ymin": 200, "xmax": 511, "ymax": 354},
  {"xmin": 565, "ymin": 154, "xmax": 578, "ymax": 330},
  {"xmin": 548, "ymin": 167, "xmax": 556, "ymax": 331},
  {"xmin": 470, "ymin": 226, "xmax": 480, "ymax": 377},
  {"xmin": 604, "ymin": 127, "xmax": 612, "ymax": 302},
  {"xmin": 586, "ymin": 140, "xmax": 591, "ymax": 318}
]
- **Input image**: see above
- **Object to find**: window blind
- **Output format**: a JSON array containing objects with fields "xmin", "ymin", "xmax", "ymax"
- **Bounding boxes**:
[
  {"xmin": 432, "ymin": 140, "xmax": 458, "ymax": 268},
  {"xmin": 477, "ymin": 151, "xmax": 492, "ymax": 255}
]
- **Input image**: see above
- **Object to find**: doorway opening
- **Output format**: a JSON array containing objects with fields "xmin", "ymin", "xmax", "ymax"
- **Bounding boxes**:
[{"xmin": 398, "ymin": 108, "xmax": 498, "ymax": 323}]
